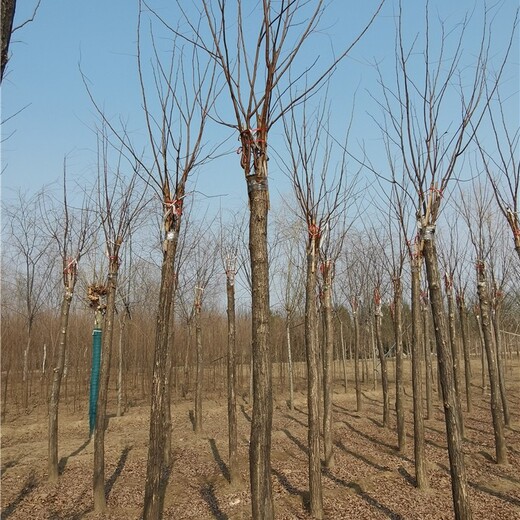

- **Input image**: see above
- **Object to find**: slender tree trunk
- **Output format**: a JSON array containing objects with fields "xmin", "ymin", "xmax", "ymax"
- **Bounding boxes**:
[
  {"xmin": 445, "ymin": 281, "xmax": 464, "ymax": 437},
  {"xmin": 48, "ymin": 291, "xmax": 73, "ymax": 482},
  {"xmin": 247, "ymin": 157, "xmax": 274, "ymax": 520},
  {"xmin": 374, "ymin": 293, "xmax": 389, "ymax": 427},
  {"xmin": 492, "ymin": 298, "xmax": 510, "ymax": 427},
  {"xmin": 370, "ymin": 321, "xmax": 377, "ymax": 391},
  {"xmin": 457, "ymin": 293, "xmax": 472, "ymax": 414},
  {"xmin": 286, "ymin": 318, "xmax": 294, "ymax": 410},
  {"xmin": 194, "ymin": 297, "xmax": 203, "ymax": 434},
  {"xmin": 1, "ymin": 0, "xmax": 16, "ymax": 83},
  {"xmin": 476, "ymin": 263, "xmax": 508, "ymax": 464},
  {"xmin": 182, "ymin": 323, "xmax": 192, "ymax": 398},
  {"xmin": 393, "ymin": 278, "xmax": 406, "ymax": 453},
  {"xmin": 423, "ymin": 236, "xmax": 472, "ymax": 520},
  {"xmin": 226, "ymin": 272, "xmax": 238, "ymax": 482},
  {"xmin": 322, "ymin": 262, "xmax": 334, "ymax": 469},
  {"xmin": 93, "ymin": 258, "xmax": 120, "ymax": 512},
  {"xmin": 423, "ymin": 303, "xmax": 433, "ymax": 421},
  {"xmin": 305, "ymin": 238, "xmax": 323, "ymax": 519},
  {"xmin": 144, "ymin": 220, "xmax": 179, "ymax": 520},
  {"xmin": 476, "ymin": 314, "xmax": 487, "ymax": 394},
  {"xmin": 22, "ymin": 322, "xmax": 33, "ymax": 411},
  {"xmin": 339, "ymin": 320, "xmax": 348, "ymax": 393},
  {"xmin": 411, "ymin": 259, "xmax": 427, "ymax": 489},
  {"xmin": 353, "ymin": 302, "xmax": 362, "ymax": 412},
  {"xmin": 117, "ymin": 317, "xmax": 125, "ymax": 417}
]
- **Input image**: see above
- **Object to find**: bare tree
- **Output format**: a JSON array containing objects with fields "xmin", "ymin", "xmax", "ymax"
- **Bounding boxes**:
[
  {"xmin": 372, "ymin": 3, "xmax": 517, "ymax": 516},
  {"xmin": 44, "ymin": 163, "xmax": 94, "ymax": 482},
  {"xmin": 93, "ymin": 132, "xmax": 147, "ymax": 512}
]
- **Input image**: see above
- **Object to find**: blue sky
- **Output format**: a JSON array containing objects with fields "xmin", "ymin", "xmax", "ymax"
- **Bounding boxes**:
[{"xmin": 2, "ymin": 0, "xmax": 518, "ymax": 216}]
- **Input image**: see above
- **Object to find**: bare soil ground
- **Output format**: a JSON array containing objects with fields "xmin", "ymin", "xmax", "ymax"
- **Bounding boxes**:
[{"xmin": 2, "ymin": 360, "xmax": 520, "ymax": 519}]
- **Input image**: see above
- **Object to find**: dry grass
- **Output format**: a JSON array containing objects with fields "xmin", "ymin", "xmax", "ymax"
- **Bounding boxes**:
[{"xmin": 1, "ymin": 359, "xmax": 519, "ymax": 519}]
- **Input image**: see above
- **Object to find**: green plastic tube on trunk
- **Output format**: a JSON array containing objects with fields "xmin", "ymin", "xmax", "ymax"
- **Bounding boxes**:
[{"xmin": 89, "ymin": 328, "xmax": 102, "ymax": 435}]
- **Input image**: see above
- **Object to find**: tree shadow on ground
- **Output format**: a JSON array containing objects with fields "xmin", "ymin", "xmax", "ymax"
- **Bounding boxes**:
[
  {"xmin": 397, "ymin": 466, "xmax": 416, "ymax": 487},
  {"xmin": 283, "ymin": 413, "xmax": 307, "ymax": 429},
  {"xmin": 272, "ymin": 468, "xmax": 310, "ymax": 511},
  {"xmin": 341, "ymin": 421, "xmax": 395, "ymax": 451},
  {"xmin": 105, "ymin": 446, "xmax": 132, "ymax": 498},
  {"xmin": 1, "ymin": 458, "xmax": 18, "ymax": 477},
  {"xmin": 1, "ymin": 471, "xmax": 38, "ymax": 519},
  {"xmin": 201, "ymin": 482, "xmax": 228, "ymax": 520},
  {"xmin": 208, "ymin": 438, "xmax": 230, "ymax": 483},
  {"xmin": 189, "ymin": 410, "xmax": 196, "ymax": 430},
  {"xmin": 282, "ymin": 428, "xmax": 308, "ymax": 456},
  {"xmin": 334, "ymin": 440, "xmax": 391, "ymax": 472},
  {"xmin": 322, "ymin": 468, "xmax": 404, "ymax": 520},
  {"xmin": 58, "ymin": 437, "xmax": 91, "ymax": 475}
]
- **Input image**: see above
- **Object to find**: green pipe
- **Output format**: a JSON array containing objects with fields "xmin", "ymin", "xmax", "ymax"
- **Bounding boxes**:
[{"xmin": 89, "ymin": 327, "xmax": 102, "ymax": 435}]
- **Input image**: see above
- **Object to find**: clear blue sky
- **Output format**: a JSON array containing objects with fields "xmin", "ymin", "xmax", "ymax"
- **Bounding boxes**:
[{"xmin": 1, "ymin": 0, "xmax": 518, "ymax": 213}]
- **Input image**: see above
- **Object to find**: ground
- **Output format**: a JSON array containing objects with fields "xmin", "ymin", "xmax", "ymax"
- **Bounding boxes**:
[{"xmin": 1, "ymin": 361, "xmax": 519, "ymax": 519}]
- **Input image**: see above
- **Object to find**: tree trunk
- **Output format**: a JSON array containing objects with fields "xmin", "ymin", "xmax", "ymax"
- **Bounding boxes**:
[
  {"xmin": 117, "ymin": 317, "xmax": 125, "ymax": 417},
  {"xmin": 286, "ymin": 318, "xmax": 294, "ymax": 410},
  {"xmin": 339, "ymin": 320, "xmax": 348, "ymax": 393},
  {"xmin": 93, "ymin": 259, "xmax": 119, "ymax": 512},
  {"xmin": 393, "ymin": 278, "xmax": 406, "ymax": 453},
  {"xmin": 22, "ymin": 322, "xmax": 33, "ymax": 412},
  {"xmin": 144, "ymin": 223, "xmax": 179, "ymax": 520},
  {"xmin": 445, "ymin": 281, "xmax": 464, "ymax": 437},
  {"xmin": 1, "ymin": 0, "xmax": 16, "ymax": 83},
  {"xmin": 457, "ymin": 293, "xmax": 472, "ymax": 414},
  {"xmin": 423, "ymin": 235, "xmax": 472, "ymax": 520},
  {"xmin": 422, "ymin": 302, "xmax": 433, "ymax": 421},
  {"xmin": 492, "ymin": 298, "xmax": 510, "ymax": 427},
  {"xmin": 321, "ymin": 262, "xmax": 334, "ymax": 469},
  {"xmin": 48, "ymin": 291, "xmax": 73, "ymax": 482},
  {"xmin": 305, "ymin": 238, "xmax": 323, "ymax": 519},
  {"xmin": 353, "ymin": 302, "xmax": 362, "ymax": 412},
  {"xmin": 411, "ymin": 259, "xmax": 428, "ymax": 489},
  {"xmin": 226, "ymin": 273, "xmax": 238, "ymax": 482},
  {"xmin": 476, "ymin": 263, "xmax": 508, "ymax": 464},
  {"xmin": 374, "ymin": 295, "xmax": 389, "ymax": 427},
  {"xmin": 194, "ymin": 300, "xmax": 203, "ymax": 434},
  {"xmin": 476, "ymin": 314, "xmax": 487, "ymax": 394},
  {"xmin": 247, "ymin": 160, "xmax": 274, "ymax": 520}
]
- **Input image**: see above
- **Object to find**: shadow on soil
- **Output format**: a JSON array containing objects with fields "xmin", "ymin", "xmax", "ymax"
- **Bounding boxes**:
[
  {"xmin": 1, "ymin": 471, "xmax": 38, "ymax": 519},
  {"xmin": 58, "ymin": 437, "xmax": 91, "ymax": 475},
  {"xmin": 201, "ymin": 482, "xmax": 228, "ymax": 520},
  {"xmin": 208, "ymin": 438, "xmax": 230, "ymax": 483}
]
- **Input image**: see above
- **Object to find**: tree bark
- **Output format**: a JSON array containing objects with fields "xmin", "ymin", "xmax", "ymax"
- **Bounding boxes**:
[
  {"xmin": 423, "ymin": 235, "xmax": 472, "ymax": 520},
  {"xmin": 457, "ymin": 292, "xmax": 472, "ymax": 414},
  {"xmin": 247, "ymin": 157, "xmax": 274, "ymax": 519},
  {"xmin": 492, "ymin": 296, "xmax": 510, "ymax": 427},
  {"xmin": 144, "ymin": 217, "xmax": 180, "ymax": 520},
  {"xmin": 352, "ymin": 301, "xmax": 362, "ymax": 412},
  {"xmin": 422, "ymin": 300, "xmax": 434, "ymax": 421},
  {"xmin": 1, "ymin": 0, "xmax": 16, "ymax": 83},
  {"xmin": 48, "ymin": 291, "xmax": 73, "ymax": 482},
  {"xmin": 305, "ymin": 237, "xmax": 323, "ymax": 519},
  {"xmin": 286, "ymin": 318, "xmax": 295, "ymax": 410},
  {"xmin": 393, "ymin": 277, "xmax": 406, "ymax": 453},
  {"xmin": 476, "ymin": 263, "xmax": 508, "ymax": 464},
  {"xmin": 374, "ymin": 291, "xmax": 389, "ymax": 427},
  {"xmin": 194, "ymin": 295, "xmax": 203, "ymax": 434},
  {"xmin": 226, "ymin": 272, "xmax": 238, "ymax": 482},
  {"xmin": 93, "ymin": 256, "xmax": 120, "ymax": 512},
  {"xmin": 321, "ymin": 261, "xmax": 335, "ymax": 469},
  {"xmin": 411, "ymin": 259, "xmax": 428, "ymax": 489}
]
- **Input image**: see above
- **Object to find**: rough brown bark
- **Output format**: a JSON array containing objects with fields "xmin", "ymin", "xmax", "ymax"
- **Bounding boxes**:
[
  {"xmin": 423, "ymin": 235, "xmax": 472, "ymax": 520},
  {"xmin": 194, "ymin": 290, "xmax": 203, "ymax": 434},
  {"xmin": 445, "ymin": 277, "xmax": 464, "ymax": 437},
  {"xmin": 305, "ymin": 235, "xmax": 323, "ymax": 519},
  {"xmin": 476, "ymin": 262, "xmax": 508, "ymax": 464},
  {"xmin": 1, "ymin": 0, "xmax": 16, "ymax": 82},
  {"xmin": 352, "ymin": 300, "xmax": 362, "ymax": 413},
  {"xmin": 144, "ymin": 208, "xmax": 180, "ymax": 520},
  {"xmin": 457, "ymin": 291, "xmax": 472, "ymax": 414},
  {"xmin": 286, "ymin": 319, "xmax": 295, "ymax": 410},
  {"xmin": 94, "ymin": 253, "xmax": 120, "ymax": 512},
  {"xmin": 321, "ymin": 261, "xmax": 334, "ymax": 469},
  {"xmin": 48, "ymin": 291, "xmax": 73, "ymax": 482},
  {"xmin": 491, "ymin": 293, "xmax": 510, "ymax": 427},
  {"xmin": 226, "ymin": 271, "xmax": 238, "ymax": 482},
  {"xmin": 393, "ymin": 277, "xmax": 406, "ymax": 453},
  {"xmin": 411, "ymin": 259, "xmax": 428, "ymax": 489},
  {"xmin": 374, "ymin": 289, "xmax": 389, "ymax": 427},
  {"xmin": 248, "ymin": 166, "xmax": 274, "ymax": 520}
]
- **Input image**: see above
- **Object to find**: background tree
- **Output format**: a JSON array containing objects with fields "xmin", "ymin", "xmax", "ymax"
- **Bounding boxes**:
[{"xmin": 45, "ymin": 164, "xmax": 93, "ymax": 482}]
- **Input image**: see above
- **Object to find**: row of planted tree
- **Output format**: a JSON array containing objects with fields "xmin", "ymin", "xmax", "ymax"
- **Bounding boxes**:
[{"xmin": 2, "ymin": 1, "xmax": 519, "ymax": 519}]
